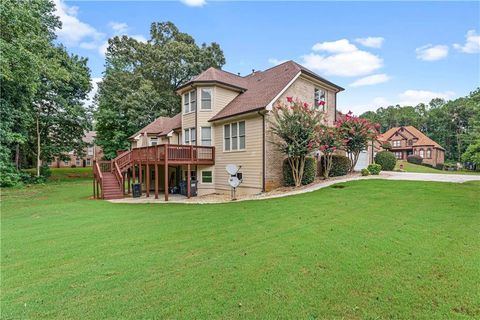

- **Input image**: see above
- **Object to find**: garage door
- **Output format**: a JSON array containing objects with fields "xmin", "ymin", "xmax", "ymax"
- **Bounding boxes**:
[{"xmin": 354, "ymin": 150, "xmax": 369, "ymax": 171}]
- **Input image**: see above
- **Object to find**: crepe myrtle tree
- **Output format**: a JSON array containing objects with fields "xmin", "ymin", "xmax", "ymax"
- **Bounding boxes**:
[
  {"xmin": 270, "ymin": 97, "xmax": 322, "ymax": 187},
  {"xmin": 316, "ymin": 125, "xmax": 345, "ymax": 179},
  {"xmin": 336, "ymin": 111, "xmax": 379, "ymax": 172}
]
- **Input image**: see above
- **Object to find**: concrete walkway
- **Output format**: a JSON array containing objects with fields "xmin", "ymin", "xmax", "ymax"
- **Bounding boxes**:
[{"xmin": 108, "ymin": 171, "xmax": 480, "ymax": 205}]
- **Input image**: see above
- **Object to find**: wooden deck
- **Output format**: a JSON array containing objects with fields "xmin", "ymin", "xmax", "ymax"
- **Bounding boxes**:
[{"xmin": 93, "ymin": 144, "xmax": 215, "ymax": 200}]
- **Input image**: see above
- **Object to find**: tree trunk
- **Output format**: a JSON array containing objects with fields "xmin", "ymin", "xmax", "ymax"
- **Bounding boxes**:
[
  {"xmin": 36, "ymin": 114, "xmax": 41, "ymax": 177},
  {"xmin": 15, "ymin": 144, "xmax": 20, "ymax": 170}
]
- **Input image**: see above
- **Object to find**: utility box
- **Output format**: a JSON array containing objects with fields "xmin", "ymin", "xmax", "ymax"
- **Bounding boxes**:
[{"xmin": 132, "ymin": 183, "xmax": 141, "ymax": 198}]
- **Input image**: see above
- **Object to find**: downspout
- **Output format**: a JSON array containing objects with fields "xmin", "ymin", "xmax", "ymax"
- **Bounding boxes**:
[{"xmin": 258, "ymin": 110, "xmax": 266, "ymax": 192}]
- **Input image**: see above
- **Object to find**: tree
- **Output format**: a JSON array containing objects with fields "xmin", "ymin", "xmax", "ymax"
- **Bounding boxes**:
[
  {"xmin": 31, "ymin": 46, "xmax": 91, "ymax": 176},
  {"xmin": 337, "ymin": 112, "xmax": 378, "ymax": 172},
  {"xmin": 461, "ymin": 140, "xmax": 480, "ymax": 169},
  {"xmin": 316, "ymin": 126, "xmax": 344, "ymax": 179},
  {"xmin": 95, "ymin": 22, "xmax": 226, "ymax": 159},
  {"xmin": 270, "ymin": 98, "xmax": 321, "ymax": 187}
]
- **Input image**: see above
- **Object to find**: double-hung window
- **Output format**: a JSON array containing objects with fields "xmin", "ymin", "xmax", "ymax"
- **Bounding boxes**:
[
  {"xmin": 75, "ymin": 158, "xmax": 81, "ymax": 166},
  {"xmin": 224, "ymin": 121, "xmax": 245, "ymax": 151},
  {"xmin": 183, "ymin": 90, "xmax": 197, "ymax": 113},
  {"xmin": 184, "ymin": 128, "xmax": 196, "ymax": 145},
  {"xmin": 314, "ymin": 88, "xmax": 327, "ymax": 111},
  {"xmin": 392, "ymin": 140, "xmax": 401, "ymax": 147},
  {"xmin": 201, "ymin": 171, "xmax": 213, "ymax": 183},
  {"xmin": 201, "ymin": 88, "xmax": 212, "ymax": 110},
  {"xmin": 87, "ymin": 146, "xmax": 94, "ymax": 156},
  {"xmin": 201, "ymin": 127, "xmax": 212, "ymax": 146}
]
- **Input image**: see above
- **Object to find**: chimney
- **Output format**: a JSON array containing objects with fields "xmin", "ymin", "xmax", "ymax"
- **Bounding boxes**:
[
  {"xmin": 252, "ymin": 69, "xmax": 255, "ymax": 74},
  {"xmin": 237, "ymin": 72, "xmax": 240, "ymax": 76}
]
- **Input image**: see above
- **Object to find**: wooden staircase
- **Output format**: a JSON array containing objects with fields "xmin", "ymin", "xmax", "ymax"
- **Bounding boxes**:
[{"xmin": 101, "ymin": 172, "xmax": 124, "ymax": 199}]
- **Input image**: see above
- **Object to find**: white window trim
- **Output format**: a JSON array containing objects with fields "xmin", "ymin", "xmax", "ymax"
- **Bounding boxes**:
[
  {"xmin": 200, "ymin": 88, "xmax": 213, "ymax": 111},
  {"xmin": 183, "ymin": 90, "xmax": 197, "ymax": 114},
  {"xmin": 201, "ymin": 126, "xmax": 212, "ymax": 146},
  {"xmin": 223, "ymin": 121, "xmax": 246, "ymax": 152},
  {"xmin": 184, "ymin": 128, "xmax": 196, "ymax": 145},
  {"xmin": 201, "ymin": 170, "xmax": 214, "ymax": 184}
]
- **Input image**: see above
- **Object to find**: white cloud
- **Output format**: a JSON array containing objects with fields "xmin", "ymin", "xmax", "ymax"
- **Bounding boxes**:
[
  {"xmin": 131, "ymin": 34, "xmax": 148, "ymax": 43},
  {"xmin": 53, "ymin": 0, "xmax": 104, "ymax": 46},
  {"xmin": 84, "ymin": 77, "xmax": 102, "ymax": 108},
  {"xmin": 453, "ymin": 30, "xmax": 480, "ymax": 54},
  {"xmin": 355, "ymin": 37, "xmax": 384, "ymax": 48},
  {"xmin": 98, "ymin": 41, "xmax": 109, "ymax": 56},
  {"xmin": 302, "ymin": 50, "xmax": 383, "ymax": 77},
  {"xmin": 312, "ymin": 39, "xmax": 357, "ymax": 53},
  {"xmin": 109, "ymin": 22, "xmax": 129, "ymax": 34},
  {"xmin": 180, "ymin": 0, "xmax": 206, "ymax": 7},
  {"xmin": 399, "ymin": 90, "xmax": 454, "ymax": 106},
  {"xmin": 349, "ymin": 74, "xmax": 390, "ymax": 87},
  {"xmin": 416, "ymin": 44, "xmax": 449, "ymax": 61},
  {"xmin": 268, "ymin": 58, "xmax": 287, "ymax": 65}
]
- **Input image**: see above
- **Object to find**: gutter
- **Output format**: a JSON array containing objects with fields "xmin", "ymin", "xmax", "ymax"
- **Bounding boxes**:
[{"xmin": 258, "ymin": 110, "xmax": 266, "ymax": 192}]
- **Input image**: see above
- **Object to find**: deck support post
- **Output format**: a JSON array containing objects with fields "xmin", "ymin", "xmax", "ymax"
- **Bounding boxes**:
[
  {"xmin": 146, "ymin": 163, "xmax": 150, "ymax": 197},
  {"xmin": 93, "ymin": 178, "xmax": 96, "ymax": 199},
  {"xmin": 154, "ymin": 163, "xmax": 159, "ymax": 199},
  {"xmin": 164, "ymin": 145, "xmax": 169, "ymax": 201},
  {"xmin": 96, "ymin": 180, "xmax": 100, "ymax": 199},
  {"xmin": 187, "ymin": 163, "xmax": 191, "ymax": 198},
  {"xmin": 127, "ymin": 169, "xmax": 131, "ymax": 194},
  {"xmin": 132, "ymin": 161, "xmax": 136, "ymax": 183},
  {"xmin": 139, "ymin": 161, "xmax": 143, "ymax": 194}
]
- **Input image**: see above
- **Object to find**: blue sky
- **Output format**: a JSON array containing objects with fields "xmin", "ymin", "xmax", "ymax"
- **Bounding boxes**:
[{"xmin": 55, "ymin": 0, "xmax": 480, "ymax": 114}]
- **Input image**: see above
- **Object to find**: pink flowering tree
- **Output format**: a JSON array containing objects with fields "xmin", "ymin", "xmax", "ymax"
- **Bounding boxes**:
[
  {"xmin": 336, "ymin": 111, "xmax": 379, "ymax": 172},
  {"xmin": 316, "ymin": 125, "xmax": 344, "ymax": 178},
  {"xmin": 270, "ymin": 97, "xmax": 322, "ymax": 187}
]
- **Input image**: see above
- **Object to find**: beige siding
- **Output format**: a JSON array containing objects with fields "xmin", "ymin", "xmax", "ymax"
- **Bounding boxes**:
[{"xmin": 213, "ymin": 113, "xmax": 263, "ymax": 195}]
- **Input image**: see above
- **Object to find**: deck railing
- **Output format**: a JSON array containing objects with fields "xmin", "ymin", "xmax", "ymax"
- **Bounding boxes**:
[{"xmin": 114, "ymin": 144, "xmax": 215, "ymax": 168}]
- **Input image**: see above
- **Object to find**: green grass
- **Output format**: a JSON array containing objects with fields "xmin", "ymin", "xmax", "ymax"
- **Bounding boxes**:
[
  {"xmin": 395, "ymin": 160, "xmax": 480, "ymax": 175},
  {"xmin": 2, "ymin": 179, "xmax": 480, "ymax": 319}
]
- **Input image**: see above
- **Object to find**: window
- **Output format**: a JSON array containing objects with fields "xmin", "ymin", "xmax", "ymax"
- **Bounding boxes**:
[
  {"xmin": 86, "ymin": 158, "xmax": 91, "ymax": 166},
  {"xmin": 63, "ymin": 160, "xmax": 69, "ymax": 165},
  {"xmin": 419, "ymin": 149, "xmax": 425, "ymax": 158},
  {"xmin": 183, "ymin": 90, "xmax": 197, "ymax": 113},
  {"xmin": 149, "ymin": 137, "xmax": 158, "ymax": 146},
  {"xmin": 392, "ymin": 140, "xmax": 401, "ymax": 147},
  {"xmin": 75, "ymin": 158, "xmax": 81, "ymax": 166},
  {"xmin": 224, "ymin": 121, "xmax": 246, "ymax": 151},
  {"xmin": 395, "ymin": 152, "xmax": 403, "ymax": 159},
  {"xmin": 184, "ymin": 128, "xmax": 196, "ymax": 145},
  {"xmin": 201, "ymin": 88, "xmax": 212, "ymax": 110},
  {"xmin": 201, "ymin": 127, "xmax": 212, "ymax": 146},
  {"xmin": 201, "ymin": 171, "xmax": 213, "ymax": 183},
  {"xmin": 87, "ymin": 146, "xmax": 94, "ymax": 156},
  {"xmin": 408, "ymin": 140, "xmax": 413, "ymax": 146},
  {"xmin": 184, "ymin": 170, "xmax": 197, "ymax": 181},
  {"xmin": 314, "ymin": 88, "xmax": 327, "ymax": 111},
  {"xmin": 426, "ymin": 149, "xmax": 432, "ymax": 158}
]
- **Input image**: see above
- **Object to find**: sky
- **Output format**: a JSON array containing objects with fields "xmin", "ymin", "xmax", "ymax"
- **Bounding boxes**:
[{"xmin": 54, "ymin": 0, "xmax": 480, "ymax": 115}]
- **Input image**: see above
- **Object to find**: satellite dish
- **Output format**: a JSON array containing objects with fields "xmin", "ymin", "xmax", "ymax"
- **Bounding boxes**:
[
  {"xmin": 226, "ymin": 164, "xmax": 239, "ymax": 175},
  {"xmin": 228, "ymin": 176, "xmax": 241, "ymax": 188}
]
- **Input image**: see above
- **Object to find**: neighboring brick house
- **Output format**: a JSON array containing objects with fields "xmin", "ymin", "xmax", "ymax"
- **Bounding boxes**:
[
  {"xmin": 49, "ymin": 131, "xmax": 103, "ymax": 168},
  {"xmin": 378, "ymin": 126, "xmax": 445, "ymax": 166},
  {"xmin": 107, "ymin": 61, "xmax": 343, "ymax": 199}
]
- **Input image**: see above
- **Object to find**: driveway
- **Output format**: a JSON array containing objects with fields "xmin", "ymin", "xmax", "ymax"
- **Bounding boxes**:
[{"xmin": 378, "ymin": 171, "xmax": 480, "ymax": 183}]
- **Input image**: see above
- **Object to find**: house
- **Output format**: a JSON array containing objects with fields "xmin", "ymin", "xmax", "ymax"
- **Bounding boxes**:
[
  {"xmin": 93, "ymin": 61, "xmax": 344, "ymax": 200},
  {"xmin": 49, "ymin": 131, "xmax": 103, "ymax": 168},
  {"xmin": 378, "ymin": 126, "xmax": 445, "ymax": 166}
]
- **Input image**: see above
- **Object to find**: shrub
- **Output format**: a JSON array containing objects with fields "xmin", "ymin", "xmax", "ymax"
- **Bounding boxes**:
[
  {"xmin": 284, "ymin": 157, "xmax": 316, "ymax": 186},
  {"xmin": 319, "ymin": 155, "xmax": 350, "ymax": 177},
  {"xmin": 361, "ymin": 168, "xmax": 370, "ymax": 176},
  {"xmin": 374, "ymin": 151, "xmax": 396, "ymax": 171},
  {"xmin": 71, "ymin": 164, "xmax": 77, "ymax": 168},
  {"xmin": 407, "ymin": 155, "xmax": 423, "ymax": 165},
  {"xmin": 435, "ymin": 163, "xmax": 445, "ymax": 170},
  {"xmin": 40, "ymin": 163, "xmax": 51, "ymax": 179},
  {"xmin": 367, "ymin": 164, "xmax": 381, "ymax": 175}
]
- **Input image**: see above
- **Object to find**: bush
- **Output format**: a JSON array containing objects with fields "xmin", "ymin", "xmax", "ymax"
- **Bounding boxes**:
[
  {"xmin": 71, "ymin": 164, "xmax": 77, "ymax": 168},
  {"xmin": 361, "ymin": 168, "xmax": 370, "ymax": 176},
  {"xmin": 435, "ymin": 163, "xmax": 445, "ymax": 170},
  {"xmin": 374, "ymin": 151, "xmax": 396, "ymax": 171},
  {"xmin": 283, "ymin": 157, "xmax": 317, "ymax": 186},
  {"xmin": 319, "ymin": 155, "xmax": 351, "ymax": 177},
  {"xmin": 367, "ymin": 164, "xmax": 381, "ymax": 175},
  {"xmin": 407, "ymin": 155, "xmax": 423, "ymax": 165},
  {"xmin": 40, "ymin": 163, "xmax": 51, "ymax": 179}
]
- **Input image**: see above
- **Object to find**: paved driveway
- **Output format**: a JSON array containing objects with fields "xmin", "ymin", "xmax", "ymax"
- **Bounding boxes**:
[{"xmin": 378, "ymin": 171, "xmax": 480, "ymax": 183}]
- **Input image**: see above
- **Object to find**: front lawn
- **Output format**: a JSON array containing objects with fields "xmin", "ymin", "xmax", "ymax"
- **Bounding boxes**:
[
  {"xmin": 395, "ymin": 160, "xmax": 480, "ymax": 175},
  {"xmin": 2, "ymin": 179, "xmax": 479, "ymax": 319}
]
